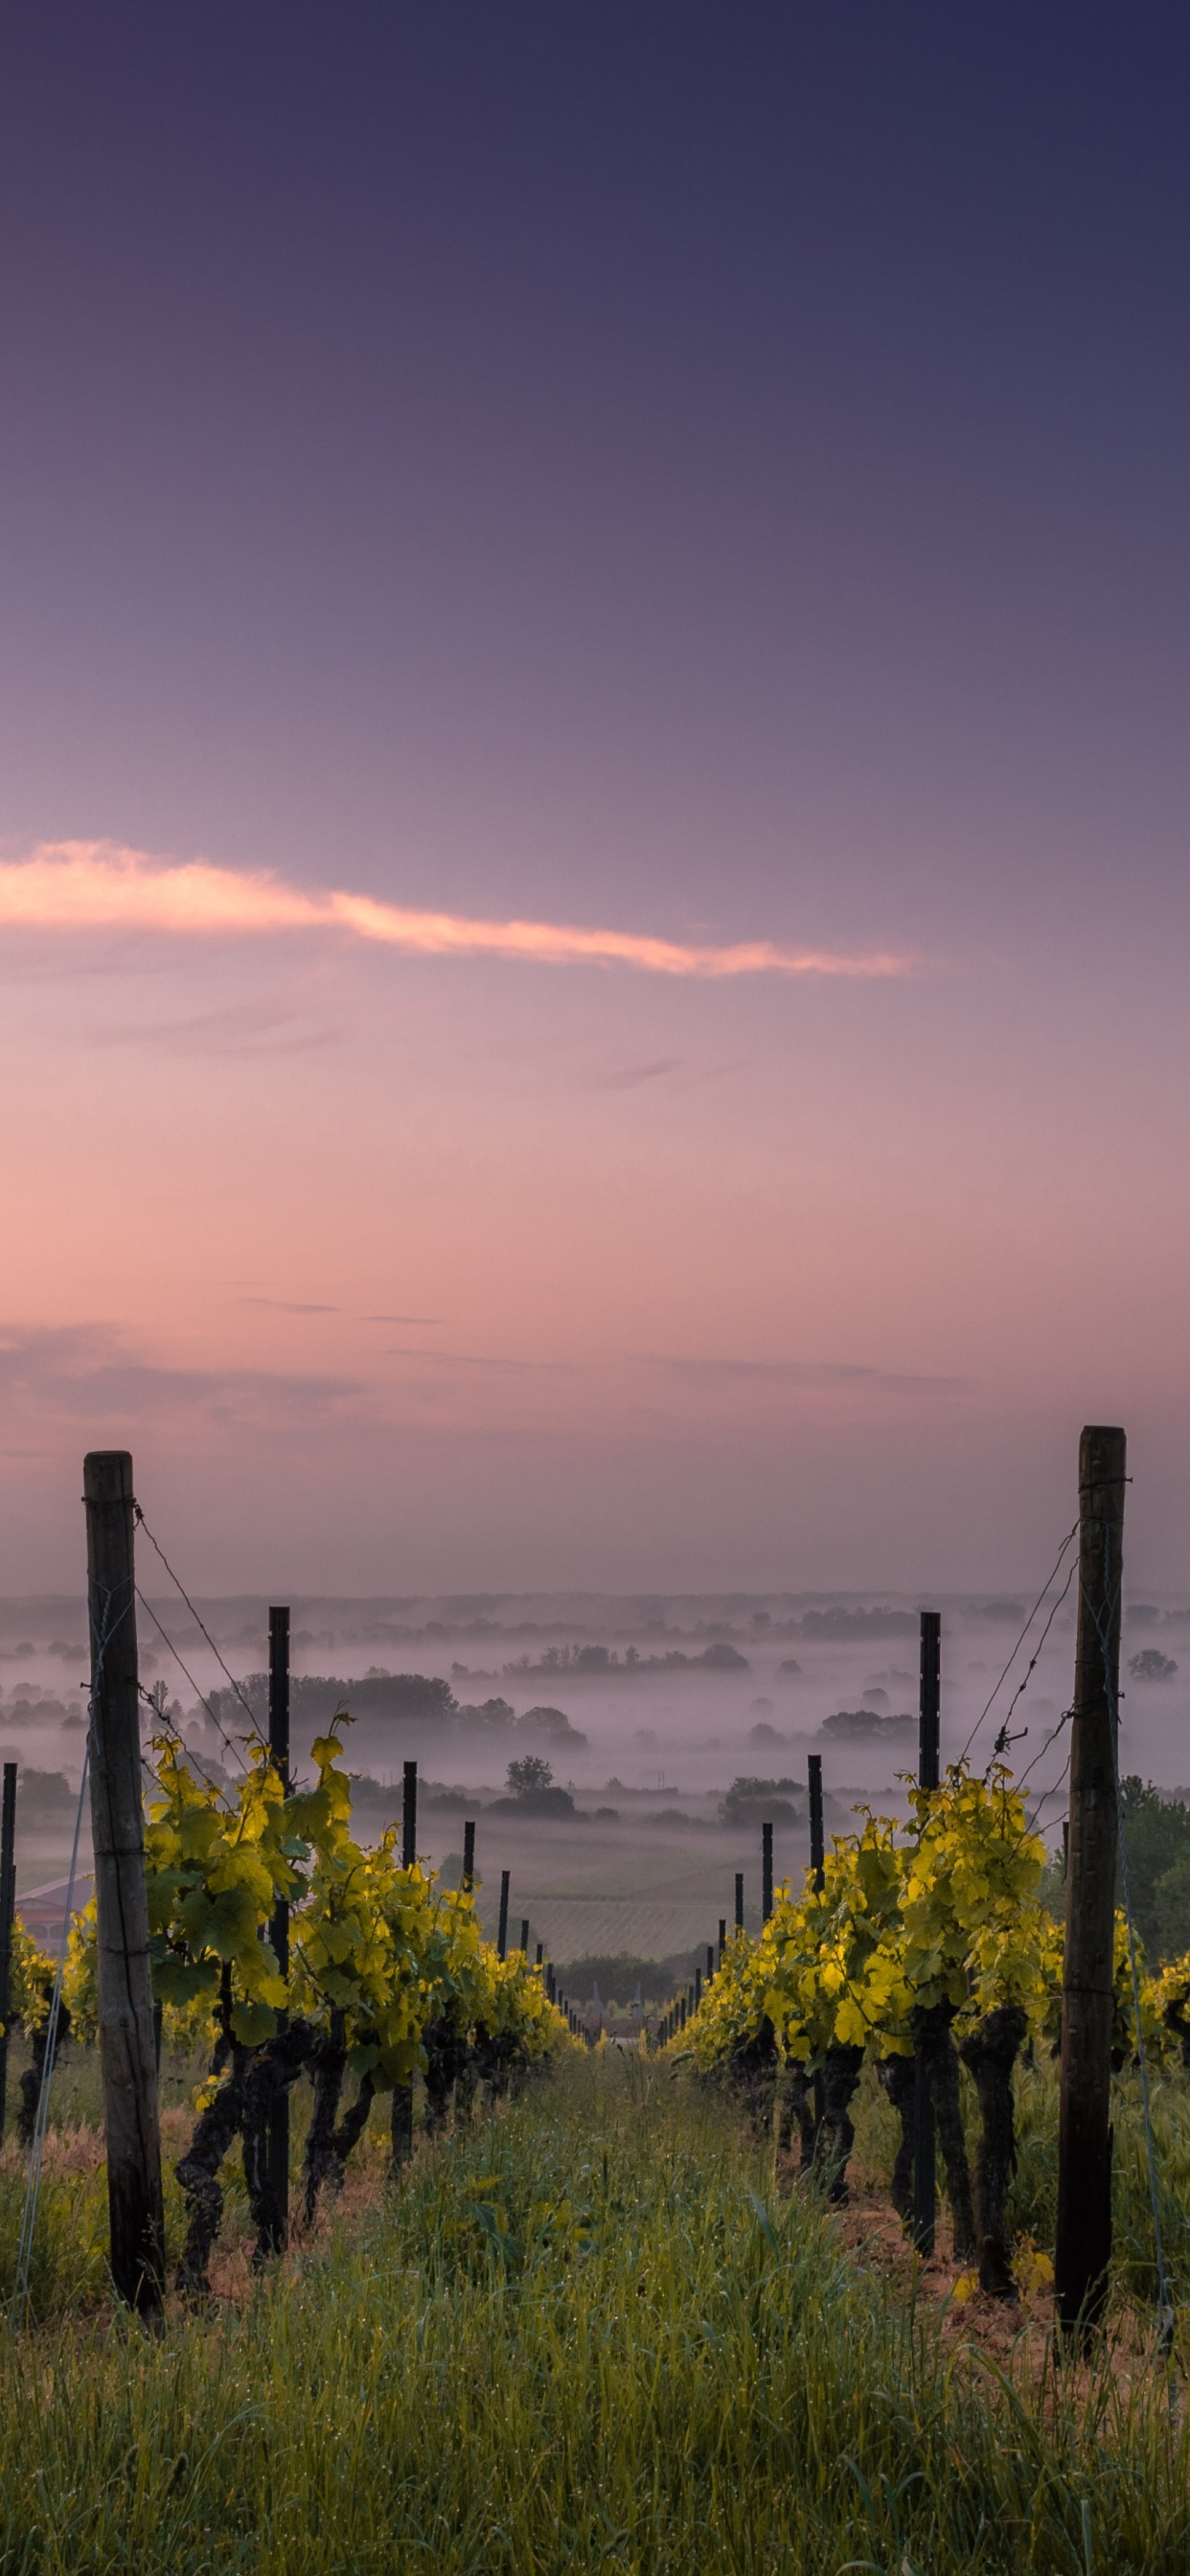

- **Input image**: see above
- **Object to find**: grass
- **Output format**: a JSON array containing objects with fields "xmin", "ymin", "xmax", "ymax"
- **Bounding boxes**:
[
  {"xmin": 850, "ymin": 2053, "xmax": 1190, "ymax": 2310},
  {"xmin": 0, "ymin": 2053, "xmax": 1187, "ymax": 2572}
]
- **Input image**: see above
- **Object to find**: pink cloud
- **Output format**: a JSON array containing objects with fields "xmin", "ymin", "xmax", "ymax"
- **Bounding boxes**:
[{"xmin": 0, "ymin": 840, "xmax": 913, "ymax": 981}]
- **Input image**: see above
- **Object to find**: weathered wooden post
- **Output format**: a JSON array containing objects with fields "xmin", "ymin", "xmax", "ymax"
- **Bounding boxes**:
[
  {"xmin": 83, "ymin": 1451, "xmax": 165, "ymax": 2312},
  {"xmin": 0, "ymin": 1761, "xmax": 15, "ymax": 2139},
  {"xmin": 911, "ymin": 1610, "xmax": 941, "ymax": 2256},
  {"xmin": 535, "ymin": 1941, "xmax": 543, "ymax": 1967},
  {"xmin": 388, "ymin": 1760, "xmax": 420, "ymax": 2174},
  {"xmin": 520, "ymin": 1918, "xmax": 530, "ymax": 1956},
  {"xmin": 808, "ymin": 1754, "xmax": 825, "ymax": 1892},
  {"xmin": 497, "ymin": 1869, "xmax": 510, "ymax": 1960},
  {"xmin": 808, "ymin": 1750, "xmax": 826, "ymax": 2136},
  {"xmin": 265, "ymin": 1605, "xmax": 290, "ymax": 2247},
  {"xmin": 735, "ymin": 1872, "xmax": 744, "ymax": 1931},
  {"xmin": 401, "ymin": 1760, "xmax": 418, "ymax": 1869},
  {"xmin": 718, "ymin": 1917, "xmax": 726, "ymax": 1966},
  {"xmin": 762, "ymin": 1821, "xmax": 773, "ymax": 1923},
  {"xmin": 705, "ymin": 1942, "xmax": 714, "ymax": 1981},
  {"xmin": 463, "ymin": 1818, "xmax": 475, "ymax": 1891},
  {"xmin": 1056, "ymin": 1425, "xmax": 1126, "ymax": 2343}
]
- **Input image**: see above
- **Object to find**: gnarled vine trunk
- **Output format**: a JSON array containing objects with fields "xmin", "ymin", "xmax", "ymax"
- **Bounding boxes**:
[
  {"xmin": 175, "ymin": 2043, "xmax": 252, "ymax": 2296},
  {"xmin": 16, "ymin": 1999, "xmax": 71, "ymax": 2148},
  {"xmin": 775, "ymin": 2060, "xmax": 817, "ymax": 2168},
  {"xmin": 472, "ymin": 2025, "xmax": 523, "ymax": 2103},
  {"xmin": 302, "ymin": 2010, "xmax": 348, "ymax": 2224},
  {"xmin": 912, "ymin": 2002, "xmax": 976, "ymax": 2262},
  {"xmin": 730, "ymin": 2021, "xmax": 779, "ymax": 2138},
  {"xmin": 812, "ymin": 2045, "xmax": 864, "ymax": 2202},
  {"xmin": 959, "ymin": 2003, "xmax": 1027, "ymax": 2298},
  {"xmin": 423, "ymin": 2015, "xmax": 471, "ymax": 2133},
  {"xmin": 390, "ymin": 2079, "xmax": 415, "ymax": 2172},
  {"xmin": 240, "ymin": 2017, "xmax": 314, "ymax": 2258},
  {"xmin": 177, "ymin": 1977, "xmax": 318, "ymax": 2286},
  {"xmin": 877, "ymin": 2053, "xmax": 917, "ymax": 2223}
]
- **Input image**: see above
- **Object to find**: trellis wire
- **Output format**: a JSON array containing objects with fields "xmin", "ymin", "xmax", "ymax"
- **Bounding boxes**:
[
  {"xmin": 958, "ymin": 1520, "xmax": 1079, "ymax": 1766},
  {"xmin": 133, "ymin": 1503, "xmax": 263, "ymax": 1743},
  {"xmin": 134, "ymin": 1584, "xmax": 250, "ymax": 1776}
]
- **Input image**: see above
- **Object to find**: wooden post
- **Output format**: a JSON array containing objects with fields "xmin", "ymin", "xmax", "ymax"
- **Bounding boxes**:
[
  {"xmin": 911, "ymin": 1609, "xmax": 941, "ymax": 2256},
  {"xmin": 762, "ymin": 1821, "xmax": 773, "ymax": 1922},
  {"xmin": 497, "ymin": 1869, "xmax": 510, "ymax": 1960},
  {"xmin": 265, "ymin": 1605, "xmax": 290, "ymax": 2248},
  {"xmin": 401, "ymin": 1760, "xmax": 418, "ymax": 1870},
  {"xmin": 705, "ymin": 1943, "xmax": 714, "ymax": 1981},
  {"xmin": 1056, "ymin": 1425, "xmax": 1126, "ymax": 2342},
  {"xmin": 694, "ymin": 1967, "xmax": 701, "ymax": 2011},
  {"xmin": 520, "ymin": 1918, "xmax": 530, "ymax": 1956},
  {"xmin": 808, "ymin": 1754, "xmax": 825, "ymax": 1892},
  {"xmin": 535, "ymin": 1941, "xmax": 543, "ymax": 1967},
  {"xmin": 0, "ymin": 1761, "xmax": 15, "ymax": 2140},
  {"xmin": 807, "ymin": 1749, "xmax": 827, "ymax": 2138},
  {"xmin": 463, "ymin": 1819, "xmax": 475, "ymax": 1891},
  {"xmin": 718, "ymin": 1917, "xmax": 726, "ymax": 1966},
  {"xmin": 735, "ymin": 1872, "xmax": 744, "ymax": 1931},
  {"xmin": 83, "ymin": 1452, "xmax": 165, "ymax": 2311}
]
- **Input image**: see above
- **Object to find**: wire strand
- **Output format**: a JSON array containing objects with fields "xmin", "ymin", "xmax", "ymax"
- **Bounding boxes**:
[
  {"xmin": 988, "ymin": 1561, "xmax": 1077, "ymax": 1766},
  {"xmin": 1014, "ymin": 1700, "xmax": 1074, "ymax": 1800},
  {"xmin": 132, "ymin": 1504, "xmax": 263, "ymax": 1745},
  {"xmin": 134, "ymin": 1587, "xmax": 249, "ymax": 1777},
  {"xmin": 958, "ymin": 1520, "xmax": 1079, "ymax": 1766}
]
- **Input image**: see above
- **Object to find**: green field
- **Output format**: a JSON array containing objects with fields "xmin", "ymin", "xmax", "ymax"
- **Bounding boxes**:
[{"xmin": 0, "ymin": 2051, "xmax": 1187, "ymax": 2574}]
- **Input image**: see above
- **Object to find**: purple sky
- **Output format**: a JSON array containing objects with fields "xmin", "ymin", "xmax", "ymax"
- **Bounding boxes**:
[{"xmin": 1, "ymin": 5, "xmax": 1188, "ymax": 1595}]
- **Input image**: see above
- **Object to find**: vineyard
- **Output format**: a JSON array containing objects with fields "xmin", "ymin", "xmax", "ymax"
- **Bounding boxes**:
[
  {"xmin": 8, "ymin": 1714, "xmax": 571, "ymax": 2296},
  {"xmin": 1, "ymin": 1440, "xmax": 1188, "ymax": 2574},
  {"xmin": 664, "ymin": 1759, "xmax": 1190, "ymax": 2304}
]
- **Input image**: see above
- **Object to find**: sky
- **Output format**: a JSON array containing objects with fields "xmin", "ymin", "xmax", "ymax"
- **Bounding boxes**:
[{"xmin": 1, "ymin": 3, "xmax": 1188, "ymax": 1597}]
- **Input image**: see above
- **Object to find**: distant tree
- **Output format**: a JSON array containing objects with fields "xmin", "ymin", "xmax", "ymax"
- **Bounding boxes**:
[
  {"xmin": 1128, "ymin": 1648, "xmax": 1179, "ymax": 1684},
  {"xmin": 1155, "ymin": 1853, "xmax": 1190, "ymax": 1960},
  {"xmin": 720, "ymin": 1776, "xmax": 799, "ymax": 1827},
  {"xmin": 507, "ymin": 1754, "xmax": 554, "ymax": 1798},
  {"xmin": 15, "ymin": 1768, "xmax": 76, "ymax": 1826},
  {"xmin": 1117, "ymin": 1776, "xmax": 1190, "ymax": 1956},
  {"xmin": 457, "ymin": 1698, "xmax": 516, "ymax": 1730},
  {"xmin": 819, "ymin": 1708, "xmax": 914, "ymax": 1741},
  {"xmin": 518, "ymin": 1705, "xmax": 586, "ymax": 1744}
]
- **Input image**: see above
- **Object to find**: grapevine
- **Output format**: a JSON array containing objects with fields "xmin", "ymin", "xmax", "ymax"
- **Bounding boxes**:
[
  {"xmin": 100, "ymin": 1716, "xmax": 573, "ymax": 2293},
  {"xmin": 671, "ymin": 1759, "xmax": 1169, "ymax": 2299}
]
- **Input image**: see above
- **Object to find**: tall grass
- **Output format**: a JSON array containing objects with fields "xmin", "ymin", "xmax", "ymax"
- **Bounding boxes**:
[
  {"xmin": 851, "ymin": 2052, "xmax": 1190, "ymax": 2308},
  {"xmin": 0, "ymin": 2054, "xmax": 1187, "ymax": 2574}
]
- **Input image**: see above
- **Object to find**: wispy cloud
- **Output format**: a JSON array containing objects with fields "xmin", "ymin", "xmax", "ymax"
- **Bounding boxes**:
[
  {"xmin": 636, "ymin": 1355, "xmax": 963, "ymax": 1394},
  {"xmin": 0, "ymin": 841, "xmax": 914, "ymax": 981},
  {"xmin": 87, "ymin": 997, "xmax": 346, "ymax": 1056},
  {"xmin": 240, "ymin": 1299, "xmax": 340, "ymax": 1315},
  {"xmin": 589, "ymin": 1058, "xmax": 682, "ymax": 1089},
  {"xmin": 0, "ymin": 1323, "xmax": 361, "ymax": 1423}
]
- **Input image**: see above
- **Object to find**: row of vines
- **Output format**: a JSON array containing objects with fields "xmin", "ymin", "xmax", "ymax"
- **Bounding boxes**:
[
  {"xmin": 11, "ymin": 1719, "xmax": 570, "ymax": 2293},
  {"xmin": 669, "ymin": 1761, "xmax": 1190, "ymax": 2299}
]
